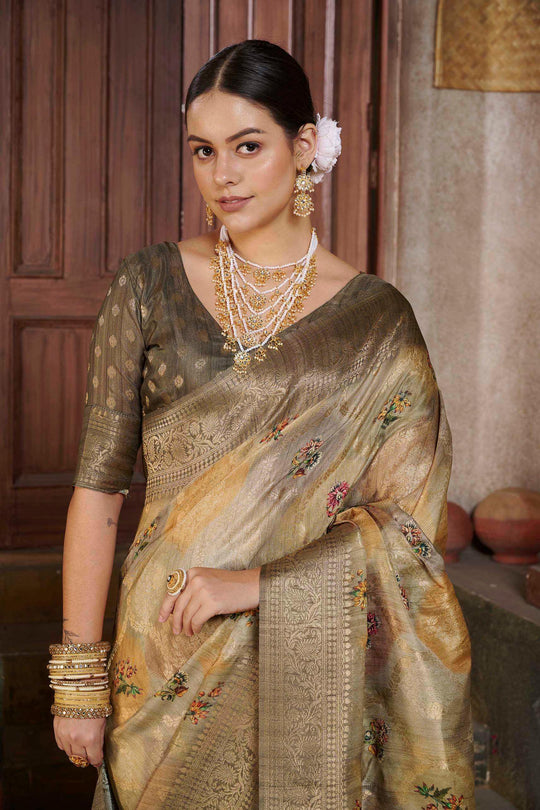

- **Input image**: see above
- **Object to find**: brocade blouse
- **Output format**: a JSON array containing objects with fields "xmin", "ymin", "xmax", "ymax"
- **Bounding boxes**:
[{"xmin": 73, "ymin": 241, "xmax": 234, "ymax": 496}]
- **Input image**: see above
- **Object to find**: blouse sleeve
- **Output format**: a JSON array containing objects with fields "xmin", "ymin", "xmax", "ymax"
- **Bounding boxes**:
[{"xmin": 72, "ymin": 258, "xmax": 146, "ymax": 496}]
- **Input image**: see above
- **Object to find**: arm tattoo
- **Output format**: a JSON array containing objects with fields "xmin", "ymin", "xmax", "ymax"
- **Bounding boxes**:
[
  {"xmin": 63, "ymin": 627, "xmax": 80, "ymax": 644},
  {"xmin": 107, "ymin": 517, "xmax": 118, "ymax": 528}
]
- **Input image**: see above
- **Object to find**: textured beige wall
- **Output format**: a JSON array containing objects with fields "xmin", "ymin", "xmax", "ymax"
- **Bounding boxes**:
[{"xmin": 394, "ymin": 1, "xmax": 540, "ymax": 512}]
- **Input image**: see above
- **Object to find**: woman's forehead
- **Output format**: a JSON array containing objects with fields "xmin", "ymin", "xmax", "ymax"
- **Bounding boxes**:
[{"xmin": 186, "ymin": 92, "xmax": 277, "ymax": 138}]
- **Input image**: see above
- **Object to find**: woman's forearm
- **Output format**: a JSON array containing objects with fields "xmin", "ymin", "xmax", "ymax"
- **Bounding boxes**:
[{"xmin": 61, "ymin": 487, "xmax": 125, "ymax": 644}]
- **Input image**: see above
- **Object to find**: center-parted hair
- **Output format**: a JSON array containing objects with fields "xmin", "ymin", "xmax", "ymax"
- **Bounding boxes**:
[{"xmin": 184, "ymin": 39, "xmax": 316, "ymax": 166}]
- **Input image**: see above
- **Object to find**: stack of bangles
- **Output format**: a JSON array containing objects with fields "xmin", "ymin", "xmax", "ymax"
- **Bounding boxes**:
[{"xmin": 48, "ymin": 641, "xmax": 113, "ymax": 720}]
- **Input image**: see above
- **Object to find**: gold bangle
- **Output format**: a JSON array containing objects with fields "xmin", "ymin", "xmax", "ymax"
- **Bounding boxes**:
[
  {"xmin": 54, "ymin": 690, "xmax": 110, "ymax": 703},
  {"xmin": 54, "ymin": 686, "xmax": 110, "ymax": 699},
  {"xmin": 49, "ymin": 681, "xmax": 109, "ymax": 692},
  {"xmin": 48, "ymin": 656, "xmax": 109, "ymax": 666},
  {"xmin": 51, "ymin": 704, "xmax": 113, "ymax": 719},
  {"xmin": 49, "ymin": 667, "xmax": 107, "ymax": 678},
  {"xmin": 54, "ymin": 692, "xmax": 111, "ymax": 707},
  {"xmin": 49, "ymin": 641, "xmax": 111, "ymax": 656}
]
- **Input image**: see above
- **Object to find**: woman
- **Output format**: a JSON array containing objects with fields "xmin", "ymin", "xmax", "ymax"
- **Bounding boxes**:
[{"xmin": 52, "ymin": 39, "xmax": 475, "ymax": 809}]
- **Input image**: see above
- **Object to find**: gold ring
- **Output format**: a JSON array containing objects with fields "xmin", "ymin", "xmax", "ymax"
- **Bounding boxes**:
[
  {"xmin": 69, "ymin": 754, "xmax": 89, "ymax": 768},
  {"xmin": 166, "ymin": 568, "xmax": 187, "ymax": 597}
]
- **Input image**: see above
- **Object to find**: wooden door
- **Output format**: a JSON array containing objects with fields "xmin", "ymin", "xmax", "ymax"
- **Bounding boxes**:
[{"xmin": 0, "ymin": 0, "xmax": 377, "ymax": 549}]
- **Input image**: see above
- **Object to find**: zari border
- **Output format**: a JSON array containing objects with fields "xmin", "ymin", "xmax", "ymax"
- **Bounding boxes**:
[
  {"xmin": 142, "ymin": 319, "xmax": 404, "ymax": 505},
  {"xmin": 258, "ymin": 522, "xmax": 364, "ymax": 808}
]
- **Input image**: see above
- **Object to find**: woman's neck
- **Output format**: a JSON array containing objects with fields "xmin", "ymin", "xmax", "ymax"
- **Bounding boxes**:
[{"xmin": 223, "ymin": 217, "xmax": 314, "ymax": 266}]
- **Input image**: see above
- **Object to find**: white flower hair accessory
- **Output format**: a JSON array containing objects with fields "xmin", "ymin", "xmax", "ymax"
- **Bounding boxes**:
[{"xmin": 309, "ymin": 112, "xmax": 342, "ymax": 184}]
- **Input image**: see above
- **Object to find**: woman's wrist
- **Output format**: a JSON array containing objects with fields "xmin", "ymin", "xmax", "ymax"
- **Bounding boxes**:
[{"xmin": 248, "ymin": 565, "xmax": 261, "ymax": 608}]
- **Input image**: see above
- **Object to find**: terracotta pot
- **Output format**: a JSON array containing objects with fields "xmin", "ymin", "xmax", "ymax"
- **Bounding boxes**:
[
  {"xmin": 445, "ymin": 502, "xmax": 473, "ymax": 563},
  {"xmin": 472, "ymin": 487, "xmax": 540, "ymax": 564}
]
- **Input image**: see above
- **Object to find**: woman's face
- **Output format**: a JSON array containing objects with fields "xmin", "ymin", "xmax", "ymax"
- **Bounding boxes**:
[{"xmin": 186, "ymin": 90, "xmax": 316, "ymax": 233}]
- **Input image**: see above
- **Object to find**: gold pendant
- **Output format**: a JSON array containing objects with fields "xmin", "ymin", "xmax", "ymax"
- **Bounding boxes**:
[
  {"xmin": 233, "ymin": 350, "xmax": 251, "ymax": 373},
  {"xmin": 267, "ymin": 335, "xmax": 283, "ymax": 350},
  {"xmin": 249, "ymin": 292, "xmax": 266, "ymax": 312},
  {"xmin": 247, "ymin": 313, "xmax": 263, "ymax": 330},
  {"xmin": 252, "ymin": 266, "xmax": 271, "ymax": 284}
]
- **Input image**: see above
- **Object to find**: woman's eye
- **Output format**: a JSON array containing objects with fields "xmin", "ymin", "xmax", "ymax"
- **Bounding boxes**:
[
  {"xmin": 193, "ymin": 145, "xmax": 213, "ymax": 158},
  {"xmin": 193, "ymin": 142, "xmax": 260, "ymax": 158},
  {"xmin": 239, "ymin": 142, "xmax": 260, "ymax": 153}
]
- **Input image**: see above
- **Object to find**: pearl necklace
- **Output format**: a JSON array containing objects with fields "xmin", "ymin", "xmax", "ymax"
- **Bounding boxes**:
[{"xmin": 211, "ymin": 224, "xmax": 318, "ymax": 373}]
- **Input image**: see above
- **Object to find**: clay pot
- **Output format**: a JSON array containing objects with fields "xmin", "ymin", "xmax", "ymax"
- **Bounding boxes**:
[
  {"xmin": 472, "ymin": 488, "xmax": 540, "ymax": 564},
  {"xmin": 445, "ymin": 502, "xmax": 473, "ymax": 563}
]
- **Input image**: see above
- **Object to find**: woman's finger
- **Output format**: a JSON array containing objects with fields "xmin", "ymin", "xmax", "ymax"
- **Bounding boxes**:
[
  {"xmin": 158, "ymin": 593, "xmax": 178, "ymax": 622},
  {"xmin": 67, "ymin": 744, "xmax": 88, "ymax": 762},
  {"xmin": 178, "ymin": 596, "xmax": 202, "ymax": 636},
  {"xmin": 189, "ymin": 604, "xmax": 212, "ymax": 635},
  {"xmin": 171, "ymin": 590, "xmax": 196, "ymax": 635},
  {"xmin": 85, "ymin": 738, "xmax": 104, "ymax": 769}
]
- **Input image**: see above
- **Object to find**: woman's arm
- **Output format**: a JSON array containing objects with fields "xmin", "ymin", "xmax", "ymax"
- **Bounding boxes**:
[
  {"xmin": 61, "ymin": 486, "xmax": 124, "ymax": 644},
  {"xmin": 53, "ymin": 486, "xmax": 124, "ymax": 769}
]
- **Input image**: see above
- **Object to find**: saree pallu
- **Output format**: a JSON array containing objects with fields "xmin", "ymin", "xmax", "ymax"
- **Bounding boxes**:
[{"xmin": 92, "ymin": 273, "xmax": 475, "ymax": 809}]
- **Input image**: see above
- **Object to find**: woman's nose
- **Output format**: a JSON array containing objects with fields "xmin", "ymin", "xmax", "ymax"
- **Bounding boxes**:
[{"xmin": 212, "ymin": 152, "xmax": 239, "ymax": 186}]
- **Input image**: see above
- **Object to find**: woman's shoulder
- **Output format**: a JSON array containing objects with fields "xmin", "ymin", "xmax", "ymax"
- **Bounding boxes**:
[
  {"xmin": 120, "ymin": 233, "xmax": 217, "ymax": 278},
  {"xmin": 114, "ymin": 239, "xmax": 193, "ymax": 302},
  {"xmin": 119, "ymin": 240, "xmax": 177, "ymax": 273},
  {"xmin": 320, "ymin": 246, "xmax": 413, "ymax": 315}
]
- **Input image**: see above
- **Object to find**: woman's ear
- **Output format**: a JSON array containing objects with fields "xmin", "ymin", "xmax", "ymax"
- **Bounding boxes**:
[{"xmin": 294, "ymin": 123, "xmax": 317, "ymax": 171}]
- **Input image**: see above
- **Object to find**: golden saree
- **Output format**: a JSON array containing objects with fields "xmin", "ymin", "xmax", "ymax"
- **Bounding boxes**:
[{"xmin": 73, "ymin": 242, "xmax": 475, "ymax": 809}]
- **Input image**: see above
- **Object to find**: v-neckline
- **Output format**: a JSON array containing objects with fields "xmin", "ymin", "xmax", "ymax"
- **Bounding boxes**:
[{"xmin": 167, "ymin": 240, "xmax": 368, "ymax": 341}]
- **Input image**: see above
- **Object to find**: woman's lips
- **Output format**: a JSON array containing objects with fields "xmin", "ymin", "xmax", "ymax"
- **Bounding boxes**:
[{"xmin": 217, "ymin": 196, "xmax": 253, "ymax": 212}]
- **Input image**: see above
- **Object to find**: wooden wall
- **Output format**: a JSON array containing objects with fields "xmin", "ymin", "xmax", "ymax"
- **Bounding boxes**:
[{"xmin": 0, "ymin": 0, "xmax": 376, "ymax": 548}]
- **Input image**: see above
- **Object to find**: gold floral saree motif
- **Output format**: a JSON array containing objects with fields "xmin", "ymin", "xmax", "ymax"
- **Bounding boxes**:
[{"xmin": 93, "ymin": 273, "xmax": 475, "ymax": 809}]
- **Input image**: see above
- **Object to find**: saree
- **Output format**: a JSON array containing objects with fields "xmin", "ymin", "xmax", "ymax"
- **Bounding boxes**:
[{"xmin": 73, "ymin": 242, "xmax": 475, "ymax": 809}]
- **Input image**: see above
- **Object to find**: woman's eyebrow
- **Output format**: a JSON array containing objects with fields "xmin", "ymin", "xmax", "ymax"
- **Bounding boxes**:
[{"xmin": 187, "ymin": 127, "xmax": 267, "ymax": 145}]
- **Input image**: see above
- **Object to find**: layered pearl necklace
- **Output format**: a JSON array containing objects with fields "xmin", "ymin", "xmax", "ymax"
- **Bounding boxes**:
[{"xmin": 210, "ymin": 224, "xmax": 319, "ymax": 373}]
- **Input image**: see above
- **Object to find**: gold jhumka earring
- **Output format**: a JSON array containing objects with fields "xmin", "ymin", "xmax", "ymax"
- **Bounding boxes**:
[
  {"xmin": 205, "ymin": 203, "xmax": 214, "ymax": 227},
  {"xmin": 293, "ymin": 167, "xmax": 315, "ymax": 217}
]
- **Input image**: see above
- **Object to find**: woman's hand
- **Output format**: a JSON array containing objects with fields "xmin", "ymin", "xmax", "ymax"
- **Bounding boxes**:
[
  {"xmin": 157, "ymin": 566, "xmax": 261, "ymax": 636},
  {"xmin": 53, "ymin": 716, "xmax": 106, "ymax": 769}
]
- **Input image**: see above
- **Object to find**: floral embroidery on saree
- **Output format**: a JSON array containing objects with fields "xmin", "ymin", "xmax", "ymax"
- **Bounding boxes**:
[
  {"xmin": 185, "ymin": 682, "xmax": 224, "ymax": 725},
  {"xmin": 414, "ymin": 782, "xmax": 468, "ymax": 809},
  {"xmin": 375, "ymin": 389, "xmax": 412, "ymax": 429},
  {"xmin": 287, "ymin": 437, "xmax": 323, "ymax": 477},
  {"xmin": 351, "ymin": 568, "xmax": 367, "ymax": 609},
  {"xmin": 396, "ymin": 572, "xmax": 411, "ymax": 609},
  {"xmin": 364, "ymin": 718, "xmax": 390, "ymax": 760},
  {"xmin": 326, "ymin": 480, "xmax": 350, "ymax": 516},
  {"xmin": 400, "ymin": 518, "xmax": 432, "ymax": 558},
  {"xmin": 228, "ymin": 608, "xmax": 258, "ymax": 625},
  {"xmin": 153, "ymin": 669, "xmax": 189, "ymax": 701},
  {"xmin": 132, "ymin": 517, "xmax": 159, "ymax": 558},
  {"xmin": 366, "ymin": 612, "xmax": 381, "ymax": 648},
  {"xmin": 113, "ymin": 659, "xmax": 142, "ymax": 697},
  {"xmin": 259, "ymin": 414, "xmax": 299, "ymax": 443}
]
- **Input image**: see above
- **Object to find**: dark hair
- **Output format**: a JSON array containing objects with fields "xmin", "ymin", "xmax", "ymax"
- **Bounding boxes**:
[{"xmin": 184, "ymin": 39, "xmax": 316, "ymax": 168}]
